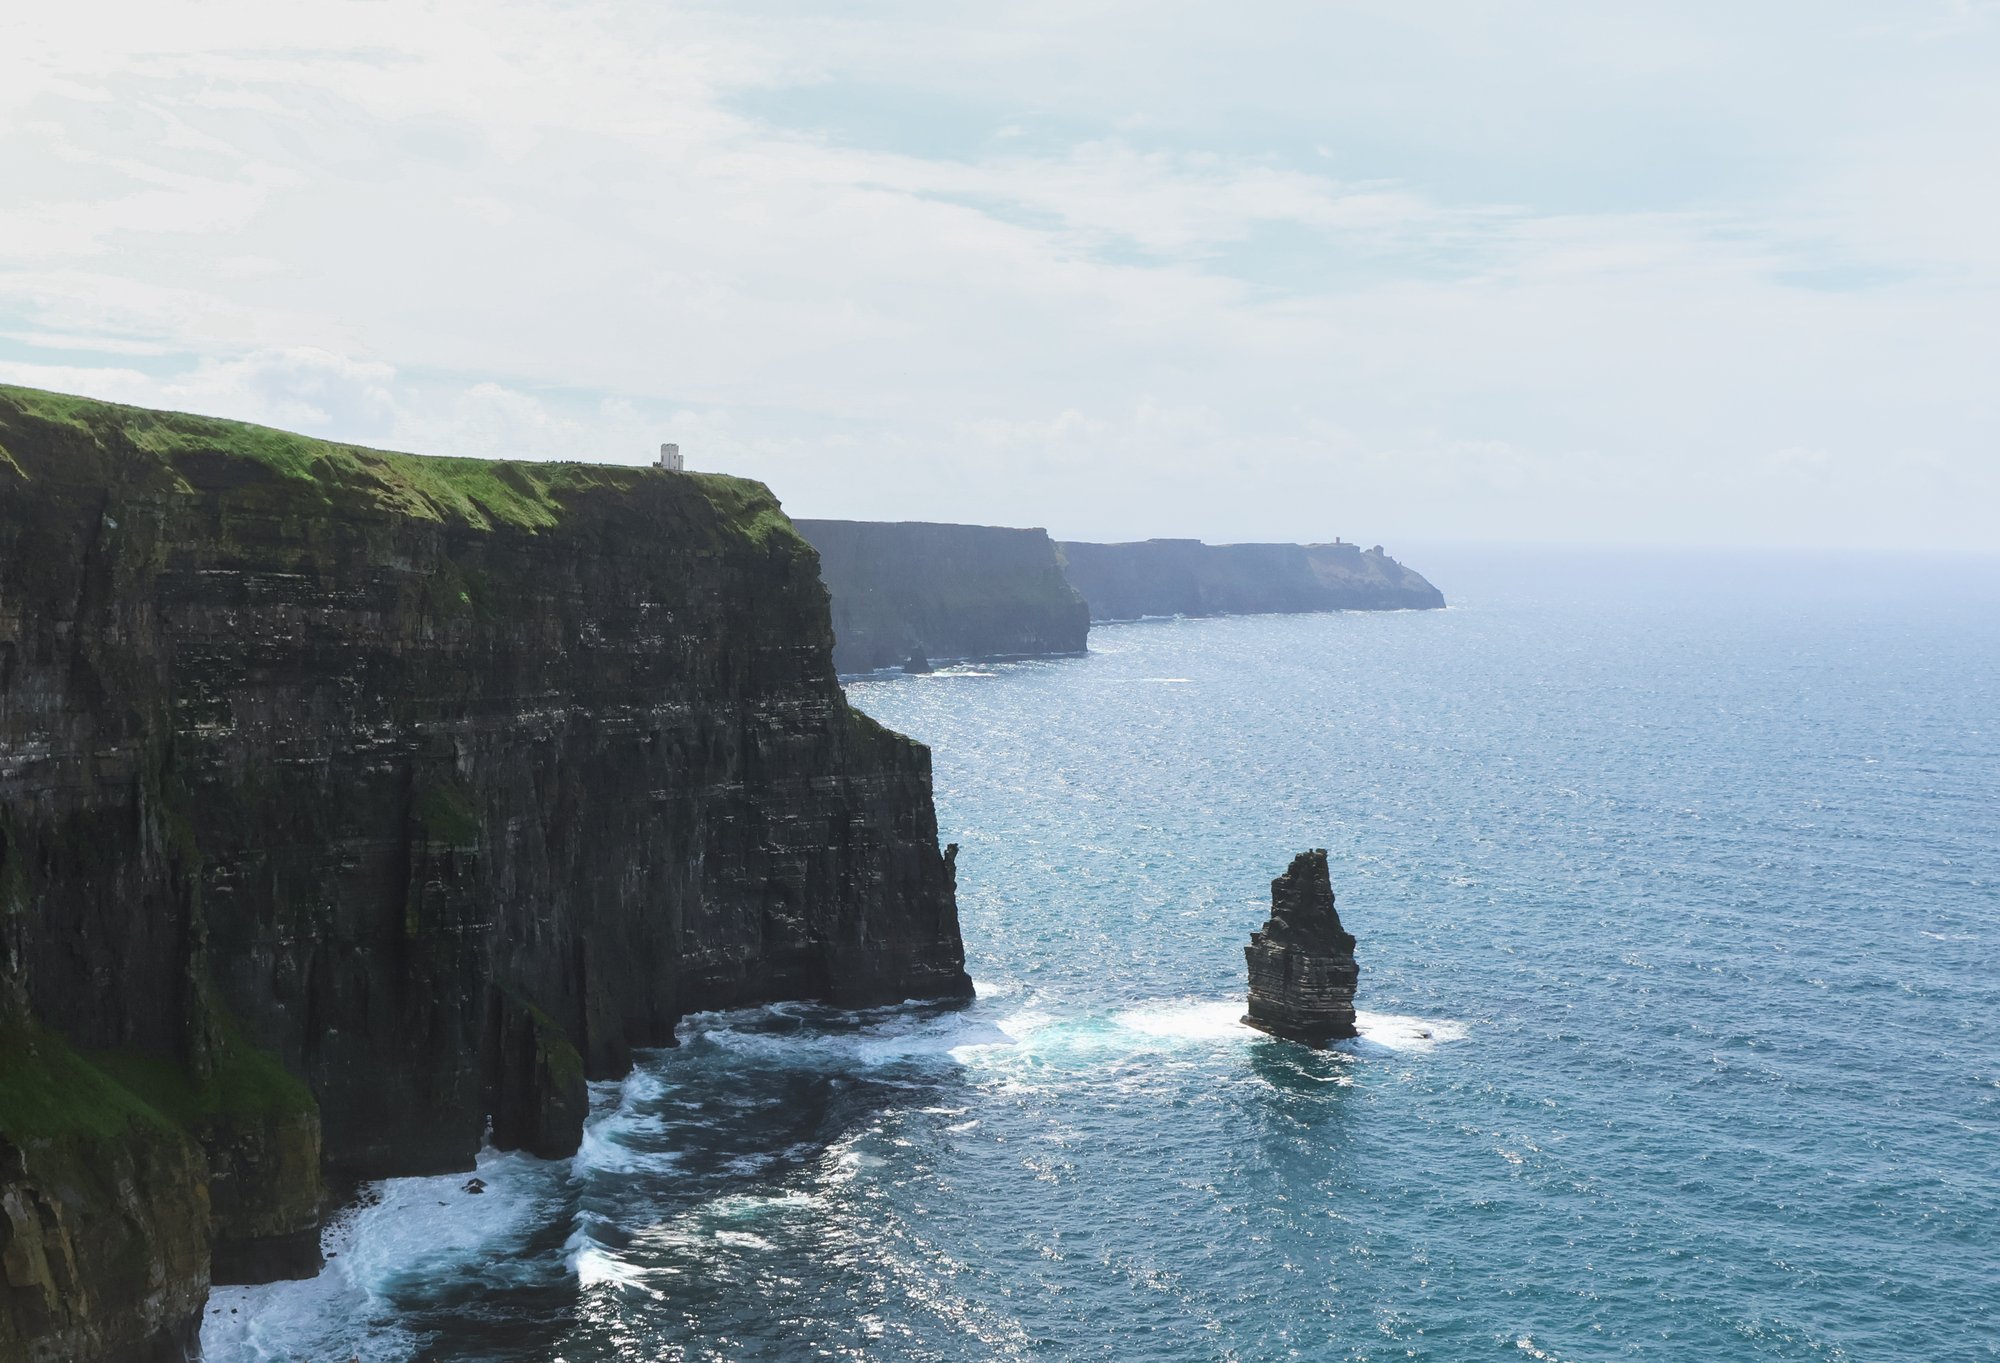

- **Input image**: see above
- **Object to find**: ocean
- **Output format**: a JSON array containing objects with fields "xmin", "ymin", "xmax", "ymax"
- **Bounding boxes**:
[{"xmin": 205, "ymin": 548, "xmax": 2000, "ymax": 1362}]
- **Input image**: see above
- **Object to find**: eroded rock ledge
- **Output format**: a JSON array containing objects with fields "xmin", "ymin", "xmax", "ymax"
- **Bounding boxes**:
[
  {"xmin": 0, "ymin": 384, "xmax": 971, "ymax": 1360},
  {"xmin": 1244, "ymin": 850, "xmax": 1360, "ymax": 1046}
]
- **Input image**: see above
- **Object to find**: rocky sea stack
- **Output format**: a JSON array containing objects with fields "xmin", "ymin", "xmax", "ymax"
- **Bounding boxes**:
[{"xmin": 1243, "ymin": 850, "xmax": 1359, "ymax": 1045}]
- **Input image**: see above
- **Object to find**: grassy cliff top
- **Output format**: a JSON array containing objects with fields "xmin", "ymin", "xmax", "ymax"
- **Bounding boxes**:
[{"xmin": 0, "ymin": 382, "xmax": 798, "ymax": 545}]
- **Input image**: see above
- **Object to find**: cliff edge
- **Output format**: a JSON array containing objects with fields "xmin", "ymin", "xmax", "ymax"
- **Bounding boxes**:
[{"xmin": 0, "ymin": 384, "xmax": 971, "ymax": 1360}]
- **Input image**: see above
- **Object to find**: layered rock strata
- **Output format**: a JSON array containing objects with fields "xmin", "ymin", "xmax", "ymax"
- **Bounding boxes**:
[
  {"xmin": 795, "ymin": 519, "xmax": 1089, "ymax": 673},
  {"xmin": 1058, "ymin": 538, "xmax": 1444, "ymax": 621},
  {"xmin": 0, "ymin": 384, "xmax": 971, "ymax": 1360},
  {"xmin": 1243, "ymin": 850, "xmax": 1359, "ymax": 1045}
]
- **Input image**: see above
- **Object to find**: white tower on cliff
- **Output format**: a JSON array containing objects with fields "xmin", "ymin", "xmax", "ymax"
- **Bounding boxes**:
[{"xmin": 655, "ymin": 442, "xmax": 684, "ymax": 472}]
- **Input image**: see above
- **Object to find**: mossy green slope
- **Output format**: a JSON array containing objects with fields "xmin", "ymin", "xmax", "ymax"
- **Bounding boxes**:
[
  {"xmin": 88, "ymin": 1026, "xmax": 317, "ymax": 1129},
  {"xmin": 0, "ymin": 1027, "xmax": 181, "ymax": 1145},
  {"xmin": 0, "ymin": 382, "xmax": 804, "ymax": 549},
  {"xmin": 0, "ymin": 1029, "xmax": 211, "ymax": 1363}
]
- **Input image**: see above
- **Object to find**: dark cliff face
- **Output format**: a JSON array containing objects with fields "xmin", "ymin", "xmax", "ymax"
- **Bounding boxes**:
[
  {"xmin": 1243, "ymin": 850, "xmax": 1359, "ymax": 1046},
  {"xmin": 794, "ymin": 520, "xmax": 1090, "ymax": 673},
  {"xmin": 0, "ymin": 385, "xmax": 970, "ymax": 1359},
  {"xmin": 1057, "ymin": 538, "xmax": 1445, "ymax": 621}
]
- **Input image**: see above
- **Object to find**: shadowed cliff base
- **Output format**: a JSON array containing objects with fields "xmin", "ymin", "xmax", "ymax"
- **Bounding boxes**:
[{"xmin": 0, "ymin": 384, "xmax": 971, "ymax": 1361}]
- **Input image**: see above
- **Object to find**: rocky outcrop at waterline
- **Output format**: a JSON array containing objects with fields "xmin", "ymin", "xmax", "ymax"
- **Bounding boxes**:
[
  {"xmin": 1057, "ymin": 538, "xmax": 1444, "ymax": 621},
  {"xmin": 1244, "ymin": 850, "xmax": 1359, "ymax": 1046},
  {"xmin": 794, "ymin": 519, "xmax": 1090, "ymax": 673},
  {"xmin": 0, "ymin": 383, "xmax": 972, "ymax": 1360}
]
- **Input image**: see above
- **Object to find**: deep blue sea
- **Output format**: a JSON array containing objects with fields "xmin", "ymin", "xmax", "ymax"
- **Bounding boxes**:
[{"xmin": 208, "ymin": 548, "xmax": 2000, "ymax": 1362}]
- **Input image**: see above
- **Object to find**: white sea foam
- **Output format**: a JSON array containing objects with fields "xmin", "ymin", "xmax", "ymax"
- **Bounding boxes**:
[
  {"xmin": 1114, "ymin": 999, "xmax": 1249, "ymax": 1041},
  {"xmin": 681, "ymin": 1004, "xmax": 1028, "ymax": 1067},
  {"xmin": 888, "ymin": 998, "xmax": 1472, "ymax": 1072},
  {"xmin": 201, "ymin": 1146, "xmax": 565, "ymax": 1363},
  {"xmin": 856, "ymin": 1016, "xmax": 1020, "ymax": 1063},
  {"xmin": 206, "ymin": 995, "xmax": 1461, "ymax": 1358},
  {"xmin": 656, "ymin": 995, "xmax": 1480, "ymax": 1069},
  {"xmin": 575, "ymin": 1117, "xmax": 677, "ymax": 1176},
  {"xmin": 617, "ymin": 1190, "xmax": 821, "ymax": 1259},
  {"xmin": 569, "ymin": 1065, "xmax": 683, "ymax": 1177},
  {"xmin": 611, "ymin": 1063, "xmax": 669, "ymax": 1106},
  {"xmin": 1351, "ymin": 1011, "xmax": 1469, "ymax": 1054},
  {"xmin": 570, "ymin": 1242, "xmax": 659, "ymax": 1292},
  {"xmin": 1100, "ymin": 999, "xmax": 1465, "ymax": 1055},
  {"xmin": 201, "ymin": 1214, "xmax": 419, "ymax": 1363},
  {"xmin": 714, "ymin": 1229, "xmax": 779, "ymax": 1251}
]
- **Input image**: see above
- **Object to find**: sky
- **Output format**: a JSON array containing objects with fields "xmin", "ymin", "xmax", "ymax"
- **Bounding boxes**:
[{"xmin": 3, "ymin": 1, "xmax": 1997, "ymax": 550}]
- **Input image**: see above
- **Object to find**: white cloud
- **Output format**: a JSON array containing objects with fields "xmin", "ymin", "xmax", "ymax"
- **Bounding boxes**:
[
  {"xmin": 1, "ymin": 0, "xmax": 1996, "ymax": 550},
  {"xmin": 0, "ymin": 347, "xmax": 394, "ymax": 432}
]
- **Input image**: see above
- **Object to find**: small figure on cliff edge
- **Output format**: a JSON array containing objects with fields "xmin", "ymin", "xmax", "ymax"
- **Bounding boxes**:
[{"xmin": 1243, "ymin": 849, "xmax": 1360, "ymax": 1045}]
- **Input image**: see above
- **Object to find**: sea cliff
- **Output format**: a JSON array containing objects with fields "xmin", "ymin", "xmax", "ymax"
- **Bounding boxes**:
[
  {"xmin": 795, "ymin": 520, "xmax": 1089, "ymax": 673},
  {"xmin": 1057, "ymin": 538, "xmax": 1444, "ymax": 621},
  {"xmin": 0, "ymin": 385, "xmax": 970, "ymax": 1361}
]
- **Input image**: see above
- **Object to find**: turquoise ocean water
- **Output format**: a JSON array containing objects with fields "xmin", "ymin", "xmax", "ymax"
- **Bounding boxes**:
[{"xmin": 208, "ymin": 549, "xmax": 2000, "ymax": 1362}]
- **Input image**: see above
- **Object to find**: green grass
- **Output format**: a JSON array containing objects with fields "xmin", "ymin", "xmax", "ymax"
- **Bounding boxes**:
[
  {"xmin": 0, "ymin": 382, "xmax": 802, "ymax": 544},
  {"xmin": 0, "ymin": 1026, "xmax": 179, "ymax": 1143},
  {"xmin": 688, "ymin": 471, "xmax": 809, "ymax": 551},
  {"xmin": 88, "ymin": 1010, "xmax": 316, "ymax": 1128}
]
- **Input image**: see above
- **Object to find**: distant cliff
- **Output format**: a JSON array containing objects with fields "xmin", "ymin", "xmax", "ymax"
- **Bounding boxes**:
[
  {"xmin": 0, "ymin": 386, "xmax": 970, "ymax": 1362},
  {"xmin": 795, "ymin": 520, "xmax": 1089, "ymax": 673},
  {"xmin": 1056, "ymin": 538, "xmax": 1444, "ymax": 621},
  {"xmin": 795, "ymin": 523, "xmax": 1442, "ymax": 671}
]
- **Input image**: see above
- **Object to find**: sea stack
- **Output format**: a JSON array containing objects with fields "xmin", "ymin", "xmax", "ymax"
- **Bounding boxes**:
[{"xmin": 1243, "ymin": 850, "xmax": 1360, "ymax": 1045}]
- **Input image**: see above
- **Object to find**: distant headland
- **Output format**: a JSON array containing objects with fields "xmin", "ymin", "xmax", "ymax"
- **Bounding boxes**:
[
  {"xmin": 794, "ymin": 520, "xmax": 1090, "ymax": 674},
  {"xmin": 797, "ymin": 521, "xmax": 1445, "ymax": 674}
]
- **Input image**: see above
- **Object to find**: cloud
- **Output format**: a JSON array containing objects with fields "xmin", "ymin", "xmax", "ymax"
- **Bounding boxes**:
[
  {"xmin": 1, "ymin": 0, "xmax": 1996, "ymax": 549},
  {"xmin": 0, "ymin": 346, "xmax": 395, "ymax": 434}
]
